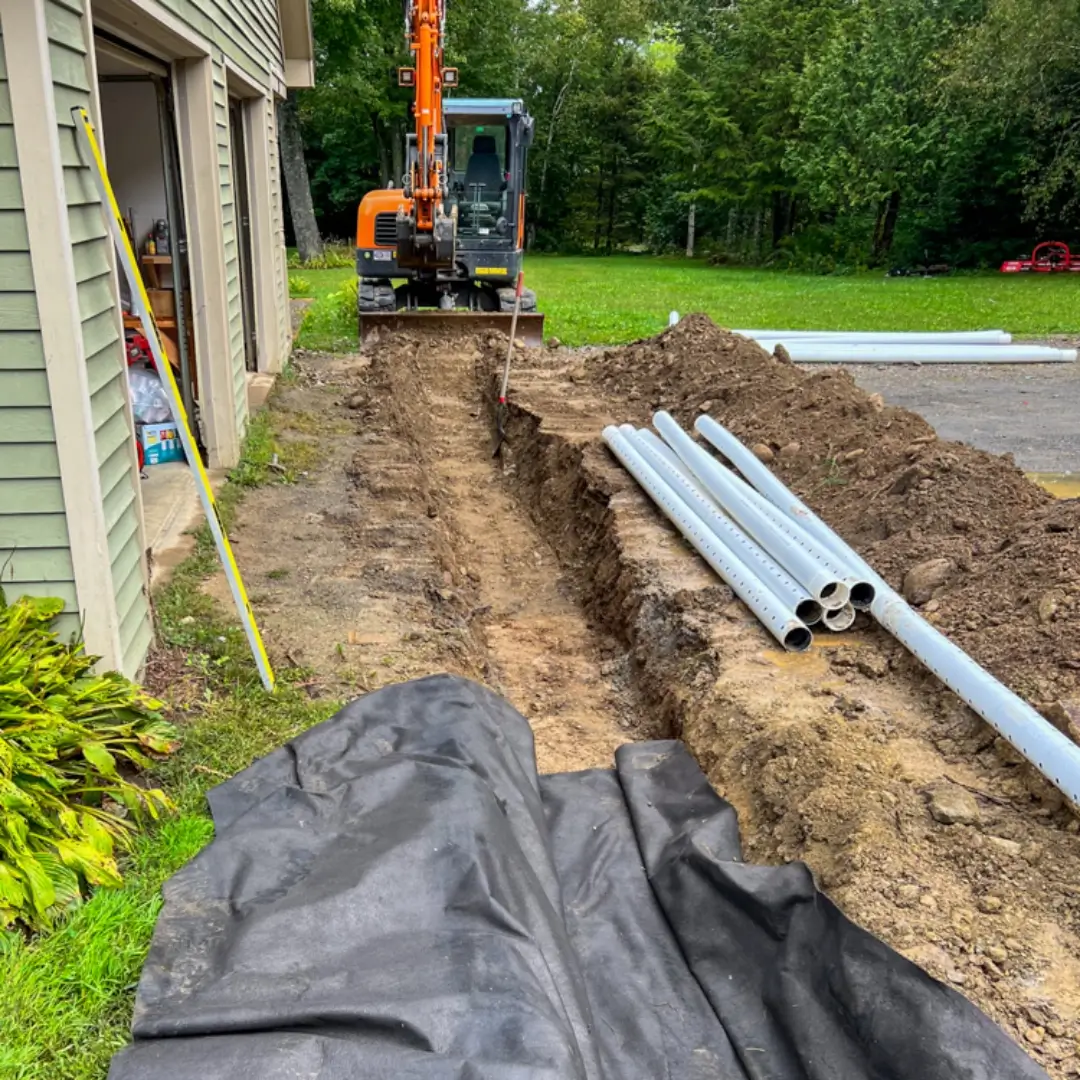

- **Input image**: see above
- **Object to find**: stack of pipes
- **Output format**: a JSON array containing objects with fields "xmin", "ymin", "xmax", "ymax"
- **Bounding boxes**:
[
  {"xmin": 724, "ymin": 329, "xmax": 1077, "ymax": 364},
  {"xmin": 603, "ymin": 412, "xmax": 1080, "ymax": 806}
]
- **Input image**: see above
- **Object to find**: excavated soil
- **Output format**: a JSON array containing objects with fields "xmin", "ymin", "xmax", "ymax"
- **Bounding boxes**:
[{"xmin": 206, "ymin": 317, "xmax": 1080, "ymax": 1076}]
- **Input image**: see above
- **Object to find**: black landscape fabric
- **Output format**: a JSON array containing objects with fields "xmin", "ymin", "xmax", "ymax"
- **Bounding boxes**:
[{"xmin": 109, "ymin": 674, "xmax": 1047, "ymax": 1079}]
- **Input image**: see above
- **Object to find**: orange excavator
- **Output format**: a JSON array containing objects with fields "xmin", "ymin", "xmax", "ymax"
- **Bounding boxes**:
[{"xmin": 355, "ymin": 0, "xmax": 543, "ymax": 343}]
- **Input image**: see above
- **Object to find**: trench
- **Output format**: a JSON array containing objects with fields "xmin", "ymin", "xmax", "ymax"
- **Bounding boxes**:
[{"xmin": 373, "ymin": 334, "xmax": 660, "ymax": 774}]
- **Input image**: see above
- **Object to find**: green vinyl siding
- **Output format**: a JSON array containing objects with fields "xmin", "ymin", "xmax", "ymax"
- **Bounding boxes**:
[
  {"xmin": 0, "ymin": 210, "xmax": 30, "ymax": 249},
  {"xmin": 0, "ymin": 478, "xmax": 65, "ymax": 514},
  {"xmin": 45, "ymin": 0, "xmax": 151, "ymax": 674},
  {"xmin": 0, "ymin": 369, "xmax": 49, "ymax": 406},
  {"xmin": 156, "ymin": 0, "xmax": 282, "ymax": 87},
  {"xmin": 213, "ymin": 60, "xmax": 248, "ymax": 441},
  {"xmin": 0, "ymin": 19, "xmax": 77, "ymax": 640},
  {"xmin": 268, "ymin": 104, "xmax": 288, "ymax": 357}
]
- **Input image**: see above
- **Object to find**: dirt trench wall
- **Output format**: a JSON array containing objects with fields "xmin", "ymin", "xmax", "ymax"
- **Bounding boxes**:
[{"xmin": 481, "ymin": 330, "xmax": 1080, "ymax": 1073}]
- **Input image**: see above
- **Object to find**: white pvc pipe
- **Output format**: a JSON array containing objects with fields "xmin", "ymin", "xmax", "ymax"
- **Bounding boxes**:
[
  {"xmin": 752, "ymin": 342, "xmax": 1076, "ymax": 364},
  {"xmin": 602, "ymin": 427, "xmax": 813, "ymax": 652},
  {"xmin": 734, "ymin": 330, "xmax": 1011, "ymax": 345},
  {"xmin": 823, "ymin": 603, "xmax": 856, "ymax": 632},
  {"xmin": 625, "ymin": 429, "xmax": 823, "ymax": 627},
  {"xmin": 695, "ymin": 415, "xmax": 1080, "ymax": 808},
  {"xmin": 654, "ymin": 412, "xmax": 849, "ymax": 611},
  {"xmin": 634, "ymin": 426, "xmax": 872, "ymax": 611}
]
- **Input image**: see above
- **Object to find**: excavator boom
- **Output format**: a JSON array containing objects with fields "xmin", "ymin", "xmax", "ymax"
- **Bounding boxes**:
[
  {"xmin": 403, "ymin": 0, "xmax": 447, "ymax": 233},
  {"xmin": 355, "ymin": 1, "xmax": 542, "ymax": 341}
]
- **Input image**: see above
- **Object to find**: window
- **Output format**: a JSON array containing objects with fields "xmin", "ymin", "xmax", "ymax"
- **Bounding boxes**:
[{"xmin": 448, "ymin": 122, "xmax": 509, "ymax": 238}]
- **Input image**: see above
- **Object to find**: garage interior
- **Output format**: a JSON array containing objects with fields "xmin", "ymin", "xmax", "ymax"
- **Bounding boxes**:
[{"xmin": 92, "ymin": 30, "xmax": 266, "ymax": 580}]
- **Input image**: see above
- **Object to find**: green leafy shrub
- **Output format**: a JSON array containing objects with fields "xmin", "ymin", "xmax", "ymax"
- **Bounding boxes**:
[
  {"xmin": 288, "ymin": 274, "xmax": 313, "ymax": 297},
  {"xmin": 295, "ymin": 277, "xmax": 359, "ymax": 351},
  {"xmin": 0, "ymin": 592, "xmax": 178, "ymax": 930},
  {"xmin": 287, "ymin": 243, "xmax": 354, "ymax": 270}
]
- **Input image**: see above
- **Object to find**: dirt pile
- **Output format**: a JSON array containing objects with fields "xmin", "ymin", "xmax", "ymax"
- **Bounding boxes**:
[{"xmin": 583, "ymin": 314, "xmax": 1080, "ymax": 710}]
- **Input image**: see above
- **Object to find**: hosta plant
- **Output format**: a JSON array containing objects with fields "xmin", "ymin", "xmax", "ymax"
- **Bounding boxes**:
[{"xmin": 0, "ymin": 591, "xmax": 179, "ymax": 930}]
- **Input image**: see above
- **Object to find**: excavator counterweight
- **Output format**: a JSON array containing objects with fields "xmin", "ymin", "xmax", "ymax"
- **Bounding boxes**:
[{"xmin": 355, "ymin": 1, "xmax": 542, "ymax": 341}]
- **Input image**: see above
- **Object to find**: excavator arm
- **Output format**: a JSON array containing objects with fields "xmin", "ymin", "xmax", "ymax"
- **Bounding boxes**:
[{"xmin": 396, "ymin": 0, "xmax": 456, "ymax": 266}]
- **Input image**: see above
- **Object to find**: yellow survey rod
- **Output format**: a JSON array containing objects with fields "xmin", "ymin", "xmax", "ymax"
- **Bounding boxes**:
[{"xmin": 72, "ymin": 107, "xmax": 276, "ymax": 692}]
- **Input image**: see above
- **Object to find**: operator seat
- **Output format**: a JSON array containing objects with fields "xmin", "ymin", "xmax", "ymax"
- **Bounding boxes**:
[{"xmin": 463, "ymin": 135, "xmax": 503, "ymax": 200}]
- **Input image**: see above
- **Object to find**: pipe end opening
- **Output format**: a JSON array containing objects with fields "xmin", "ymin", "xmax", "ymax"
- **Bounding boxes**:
[
  {"xmin": 819, "ymin": 582, "xmax": 850, "ymax": 610},
  {"xmin": 823, "ymin": 605, "xmax": 857, "ymax": 632},
  {"xmin": 850, "ymin": 582, "xmax": 876, "ymax": 610},
  {"xmin": 785, "ymin": 626, "xmax": 813, "ymax": 653},
  {"xmin": 796, "ymin": 599, "xmax": 823, "ymax": 625}
]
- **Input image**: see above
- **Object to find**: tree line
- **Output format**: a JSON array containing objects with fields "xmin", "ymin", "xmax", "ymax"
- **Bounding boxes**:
[{"xmin": 288, "ymin": 0, "xmax": 1080, "ymax": 269}]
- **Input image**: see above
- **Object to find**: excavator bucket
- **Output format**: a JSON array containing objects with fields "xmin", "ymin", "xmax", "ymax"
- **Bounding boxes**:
[{"xmin": 359, "ymin": 311, "xmax": 546, "ymax": 347}]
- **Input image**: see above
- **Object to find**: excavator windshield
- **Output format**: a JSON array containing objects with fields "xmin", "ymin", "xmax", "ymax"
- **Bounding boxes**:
[{"xmin": 448, "ymin": 120, "xmax": 510, "ymax": 239}]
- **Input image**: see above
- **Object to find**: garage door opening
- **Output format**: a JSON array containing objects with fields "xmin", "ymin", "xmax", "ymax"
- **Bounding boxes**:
[{"xmin": 94, "ymin": 34, "xmax": 203, "ymax": 567}]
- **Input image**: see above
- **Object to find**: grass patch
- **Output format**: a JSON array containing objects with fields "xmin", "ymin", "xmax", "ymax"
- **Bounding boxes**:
[
  {"xmin": 0, "ymin": 412, "xmax": 341, "ymax": 1080},
  {"xmin": 524, "ymin": 256, "xmax": 1080, "ymax": 345},
  {"xmin": 293, "ymin": 269, "xmax": 359, "ymax": 351},
  {"xmin": 287, "ymin": 257, "xmax": 1080, "ymax": 349}
]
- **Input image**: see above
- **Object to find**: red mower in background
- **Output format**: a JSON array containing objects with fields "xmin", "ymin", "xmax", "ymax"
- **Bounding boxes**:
[{"xmin": 1000, "ymin": 241, "xmax": 1080, "ymax": 273}]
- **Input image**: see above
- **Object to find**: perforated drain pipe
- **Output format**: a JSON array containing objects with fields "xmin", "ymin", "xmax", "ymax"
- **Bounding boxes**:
[
  {"xmin": 733, "ymin": 330, "xmax": 1012, "ymax": 345},
  {"xmin": 624, "ymin": 429, "xmax": 824, "ymax": 627},
  {"xmin": 602, "ymin": 427, "xmax": 813, "ymax": 652},
  {"xmin": 632, "ymin": 426, "xmax": 873, "ymax": 612},
  {"xmin": 750, "ymin": 342, "xmax": 1077, "ymax": 364},
  {"xmin": 695, "ymin": 415, "xmax": 1080, "ymax": 807},
  {"xmin": 654, "ymin": 412, "xmax": 849, "ymax": 612},
  {"xmin": 648, "ymin": 426, "xmax": 875, "ymax": 611}
]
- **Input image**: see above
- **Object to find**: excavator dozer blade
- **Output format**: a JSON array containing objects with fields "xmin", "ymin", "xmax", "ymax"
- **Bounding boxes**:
[{"xmin": 359, "ymin": 311, "xmax": 546, "ymax": 347}]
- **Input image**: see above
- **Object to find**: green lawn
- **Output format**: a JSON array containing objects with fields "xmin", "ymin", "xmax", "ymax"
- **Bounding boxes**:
[{"xmin": 291, "ymin": 255, "xmax": 1080, "ymax": 349}]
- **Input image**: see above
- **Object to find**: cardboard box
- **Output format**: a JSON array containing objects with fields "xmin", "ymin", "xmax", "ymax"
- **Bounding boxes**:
[
  {"xmin": 140, "ymin": 422, "xmax": 184, "ymax": 465},
  {"xmin": 147, "ymin": 288, "xmax": 175, "ymax": 320}
]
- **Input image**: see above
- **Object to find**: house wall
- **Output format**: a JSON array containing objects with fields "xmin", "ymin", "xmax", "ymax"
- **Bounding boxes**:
[
  {"xmin": 0, "ymin": 20, "xmax": 81, "ymax": 642},
  {"xmin": 0, "ymin": 0, "xmax": 300, "ymax": 677},
  {"xmin": 50, "ymin": 0, "xmax": 153, "ymax": 674}
]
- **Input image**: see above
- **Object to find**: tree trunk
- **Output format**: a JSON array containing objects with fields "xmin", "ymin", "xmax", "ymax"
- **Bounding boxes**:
[
  {"xmin": 786, "ymin": 194, "xmax": 798, "ymax": 239},
  {"xmin": 539, "ymin": 59, "xmax": 577, "ymax": 204},
  {"xmin": 871, "ymin": 191, "xmax": 902, "ymax": 264},
  {"xmin": 685, "ymin": 201, "xmax": 696, "ymax": 258},
  {"xmin": 605, "ymin": 154, "xmax": 618, "ymax": 255},
  {"xmin": 772, "ymin": 191, "xmax": 787, "ymax": 248},
  {"xmin": 391, "ymin": 123, "xmax": 404, "ymax": 191},
  {"xmin": 726, "ymin": 207, "xmax": 737, "ymax": 250},
  {"xmin": 593, "ymin": 165, "xmax": 605, "ymax": 252},
  {"xmin": 278, "ymin": 92, "xmax": 322, "ymax": 263},
  {"xmin": 373, "ymin": 116, "xmax": 391, "ymax": 188}
]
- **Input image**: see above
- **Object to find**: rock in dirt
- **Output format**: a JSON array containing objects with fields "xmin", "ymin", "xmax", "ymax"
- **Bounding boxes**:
[
  {"xmin": 927, "ymin": 783, "xmax": 981, "ymax": 826},
  {"xmin": 779, "ymin": 441, "xmax": 801, "ymax": 460},
  {"xmin": 752, "ymin": 443, "xmax": 775, "ymax": 464},
  {"xmin": 1043, "ymin": 700, "xmax": 1080, "ymax": 744},
  {"xmin": 986, "ymin": 835, "xmax": 1023, "ymax": 858},
  {"xmin": 856, "ymin": 653, "xmax": 889, "ymax": 679},
  {"xmin": 903, "ymin": 557, "xmax": 956, "ymax": 606},
  {"xmin": 773, "ymin": 344, "xmax": 793, "ymax": 365},
  {"xmin": 1037, "ymin": 591, "xmax": 1061, "ymax": 625},
  {"xmin": 978, "ymin": 895, "xmax": 1004, "ymax": 914}
]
